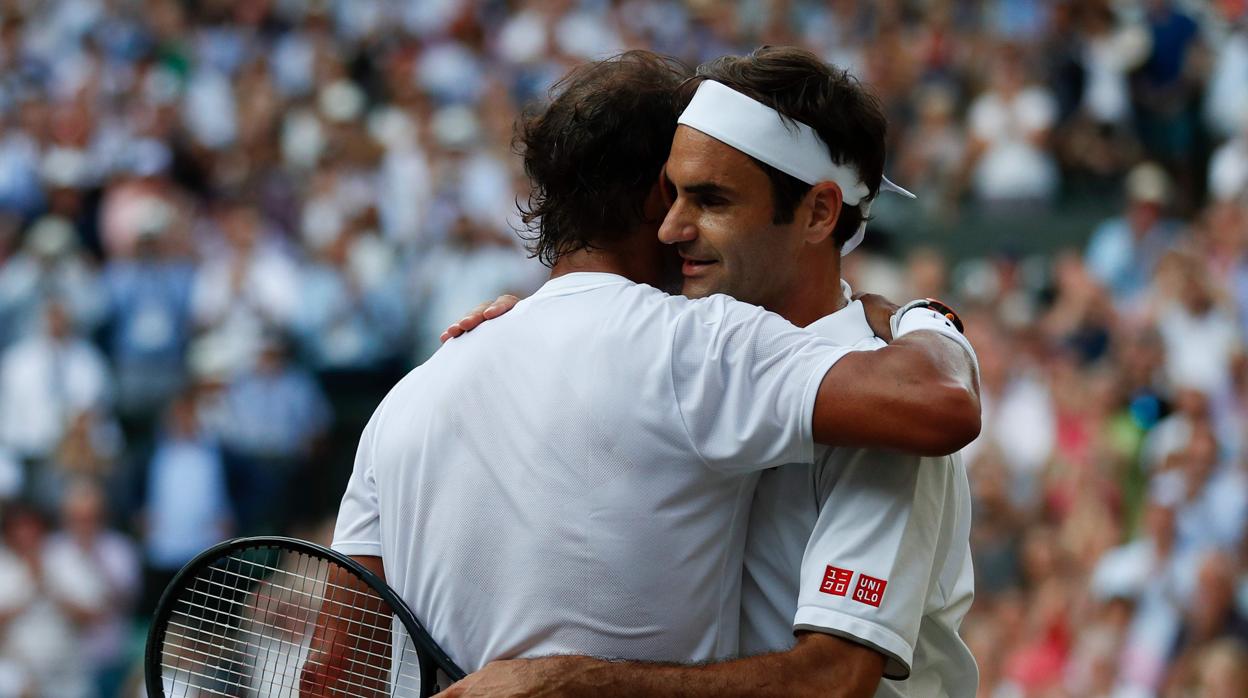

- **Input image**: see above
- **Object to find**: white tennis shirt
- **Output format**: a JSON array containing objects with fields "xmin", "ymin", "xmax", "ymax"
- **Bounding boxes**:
[
  {"xmin": 333, "ymin": 272, "xmax": 853, "ymax": 671},
  {"xmin": 740, "ymin": 291, "xmax": 978, "ymax": 697}
]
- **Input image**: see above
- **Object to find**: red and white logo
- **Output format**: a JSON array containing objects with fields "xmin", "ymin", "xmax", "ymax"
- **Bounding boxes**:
[
  {"xmin": 820, "ymin": 565, "xmax": 853, "ymax": 597},
  {"xmin": 853, "ymin": 573, "xmax": 888, "ymax": 608}
]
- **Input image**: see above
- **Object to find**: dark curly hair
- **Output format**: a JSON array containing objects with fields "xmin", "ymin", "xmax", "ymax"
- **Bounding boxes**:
[
  {"xmin": 687, "ymin": 47, "xmax": 887, "ymax": 248},
  {"xmin": 516, "ymin": 51, "xmax": 689, "ymax": 267}
]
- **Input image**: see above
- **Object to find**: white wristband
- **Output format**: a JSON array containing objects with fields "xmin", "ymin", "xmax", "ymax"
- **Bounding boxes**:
[{"xmin": 892, "ymin": 306, "xmax": 979, "ymax": 369}]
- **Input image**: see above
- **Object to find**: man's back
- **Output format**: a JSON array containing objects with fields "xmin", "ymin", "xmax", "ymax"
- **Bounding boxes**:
[{"xmin": 333, "ymin": 272, "xmax": 850, "ymax": 671}]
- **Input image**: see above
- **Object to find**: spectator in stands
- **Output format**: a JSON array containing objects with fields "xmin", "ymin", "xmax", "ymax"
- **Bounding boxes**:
[
  {"xmin": 1209, "ymin": 113, "xmax": 1248, "ymax": 203},
  {"xmin": 1085, "ymin": 162, "xmax": 1181, "ymax": 312},
  {"xmin": 1096, "ymin": 479, "xmax": 1200, "ymax": 693},
  {"xmin": 0, "ymin": 503, "xmax": 90, "ymax": 697},
  {"xmin": 0, "ymin": 298, "xmax": 111, "ymax": 468},
  {"xmin": 1204, "ymin": 11, "xmax": 1248, "ymax": 142},
  {"xmin": 1155, "ymin": 251, "xmax": 1242, "ymax": 400},
  {"xmin": 218, "ymin": 332, "xmax": 330, "ymax": 534},
  {"xmin": 966, "ymin": 45, "xmax": 1060, "ymax": 210},
  {"xmin": 897, "ymin": 84, "xmax": 966, "ymax": 220},
  {"xmin": 137, "ymin": 389, "xmax": 232, "ymax": 615},
  {"xmin": 1134, "ymin": 0, "xmax": 1205, "ymax": 206},
  {"xmin": 103, "ymin": 196, "xmax": 195, "ymax": 424},
  {"xmin": 0, "ymin": 215, "xmax": 104, "ymax": 345},
  {"xmin": 191, "ymin": 198, "xmax": 301, "ymax": 374},
  {"xmin": 294, "ymin": 226, "xmax": 407, "ymax": 372},
  {"xmin": 43, "ymin": 479, "xmax": 140, "ymax": 697},
  {"xmin": 962, "ymin": 317, "xmax": 1056, "ymax": 500},
  {"xmin": 1058, "ymin": 2, "xmax": 1150, "ymax": 182}
]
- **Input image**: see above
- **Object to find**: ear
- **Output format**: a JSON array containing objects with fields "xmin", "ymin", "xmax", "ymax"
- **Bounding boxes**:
[{"xmin": 803, "ymin": 181, "xmax": 842, "ymax": 245}]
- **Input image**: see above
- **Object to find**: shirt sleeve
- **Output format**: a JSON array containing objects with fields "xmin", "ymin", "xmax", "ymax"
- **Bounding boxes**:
[
  {"xmin": 793, "ymin": 451, "xmax": 966, "ymax": 680},
  {"xmin": 669, "ymin": 295, "xmax": 852, "ymax": 474},
  {"xmin": 331, "ymin": 410, "xmax": 384, "ymax": 557}
]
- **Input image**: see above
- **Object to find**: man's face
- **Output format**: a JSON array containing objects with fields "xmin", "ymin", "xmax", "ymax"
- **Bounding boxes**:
[{"xmin": 658, "ymin": 126, "xmax": 807, "ymax": 306}]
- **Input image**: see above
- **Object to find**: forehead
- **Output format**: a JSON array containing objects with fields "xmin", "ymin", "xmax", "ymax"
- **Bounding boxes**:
[{"xmin": 667, "ymin": 125, "xmax": 764, "ymax": 184}]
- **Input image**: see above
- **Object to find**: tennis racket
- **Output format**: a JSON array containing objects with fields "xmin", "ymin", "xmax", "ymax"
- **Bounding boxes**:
[{"xmin": 145, "ymin": 536, "xmax": 466, "ymax": 697}]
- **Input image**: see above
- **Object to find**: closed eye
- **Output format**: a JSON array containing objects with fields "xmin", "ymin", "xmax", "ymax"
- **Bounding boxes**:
[{"xmin": 682, "ymin": 182, "xmax": 733, "ymax": 209}]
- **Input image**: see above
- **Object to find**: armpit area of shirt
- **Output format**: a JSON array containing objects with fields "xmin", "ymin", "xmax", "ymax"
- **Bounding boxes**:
[{"xmin": 794, "ymin": 605, "xmax": 912, "ymax": 680}]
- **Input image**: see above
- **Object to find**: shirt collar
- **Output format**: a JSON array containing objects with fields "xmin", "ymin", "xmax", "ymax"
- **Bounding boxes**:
[
  {"xmin": 804, "ymin": 281, "xmax": 877, "ymax": 344},
  {"xmin": 531, "ymin": 272, "xmax": 634, "ymax": 298}
]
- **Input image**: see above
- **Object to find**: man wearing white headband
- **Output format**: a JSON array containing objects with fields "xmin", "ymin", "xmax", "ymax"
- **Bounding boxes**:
[
  {"xmin": 663, "ymin": 49, "xmax": 978, "ymax": 698},
  {"xmin": 445, "ymin": 48, "xmax": 978, "ymax": 697}
]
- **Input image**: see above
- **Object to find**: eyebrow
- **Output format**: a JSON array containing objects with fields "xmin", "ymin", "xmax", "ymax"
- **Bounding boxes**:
[{"xmin": 680, "ymin": 181, "xmax": 735, "ymax": 198}]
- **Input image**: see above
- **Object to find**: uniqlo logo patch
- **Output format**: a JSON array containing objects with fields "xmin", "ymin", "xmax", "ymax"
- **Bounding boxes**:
[
  {"xmin": 820, "ymin": 565, "xmax": 853, "ymax": 597},
  {"xmin": 853, "ymin": 573, "xmax": 888, "ymax": 608}
]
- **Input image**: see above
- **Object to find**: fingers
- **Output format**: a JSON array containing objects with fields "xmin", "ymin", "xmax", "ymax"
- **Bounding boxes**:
[
  {"xmin": 441, "ymin": 295, "xmax": 522, "ymax": 342},
  {"xmin": 440, "ymin": 315, "xmax": 482, "ymax": 343},
  {"xmin": 440, "ymin": 301, "xmax": 493, "ymax": 343},
  {"xmin": 439, "ymin": 294, "xmax": 523, "ymax": 344},
  {"xmin": 856, "ymin": 292, "xmax": 899, "ymax": 311},
  {"xmin": 482, "ymin": 294, "xmax": 519, "ymax": 319}
]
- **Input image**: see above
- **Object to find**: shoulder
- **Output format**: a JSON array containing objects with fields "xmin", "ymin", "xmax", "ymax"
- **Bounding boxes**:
[
  {"xmin": 592, "ymin": 288, "xmax": 797, "ymax": 348},
  {"xmin": 668, "ymin": 292, "xmax": 804, "ymax": 332}
]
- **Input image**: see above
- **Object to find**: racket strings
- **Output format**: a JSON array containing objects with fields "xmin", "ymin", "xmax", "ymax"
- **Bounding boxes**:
[
  {"xmin": 167, "ymin": 552, "xmax": 421, "ymax": 696},
  {"xmin": 158, "ymin": 548, "xmax": 425, "ymax": 697}
]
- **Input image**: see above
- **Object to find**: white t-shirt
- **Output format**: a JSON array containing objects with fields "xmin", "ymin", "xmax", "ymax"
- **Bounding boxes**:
[
  {"xmin": 333, "ymin": 272, "xmax": 851, "ymax": 671},
  {"xmin": 1157, "ymin": 302, "xmax": 1241, "ymax": 397},
  {"xmin": 0, "ymin": 334, "xmax": 111, "ymax": 459},
  {"xmin": 741, "ymin": 292, "xmax": 978, "ymax": 697}
]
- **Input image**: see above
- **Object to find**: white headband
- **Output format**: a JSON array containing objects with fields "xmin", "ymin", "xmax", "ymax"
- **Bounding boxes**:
[{"xmin": 676, "ymin": 79, "xmax": 915, "ymax": 254}]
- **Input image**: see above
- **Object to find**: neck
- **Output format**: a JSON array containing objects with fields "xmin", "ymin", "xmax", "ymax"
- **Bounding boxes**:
[
  {"xmin": 549, "ymin": 230, "xmax": 666, "ymax": 287},
  {"xmin": 770, "ymin": 250, "xmax": 847, "ymax": 327}
]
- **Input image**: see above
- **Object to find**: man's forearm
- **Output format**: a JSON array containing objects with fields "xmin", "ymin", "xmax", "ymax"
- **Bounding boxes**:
[
  {"xmin": 813, "ymin": 329, "xmax": 981, "ymax": 456},
  {"xmin": 553, "ymin": 652, "xmax": 837, "ymax": 698},
  {"xmin": 443, "ymin": 633, "xmax": 883, "ymax": 698}
]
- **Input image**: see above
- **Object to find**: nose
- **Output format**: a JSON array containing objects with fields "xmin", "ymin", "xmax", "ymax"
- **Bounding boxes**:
[{"xmin": 658, "ymin": 198, "xmax": 697, "ymax": 245}]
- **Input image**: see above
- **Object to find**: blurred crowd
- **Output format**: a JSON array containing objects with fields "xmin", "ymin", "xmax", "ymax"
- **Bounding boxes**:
[{"xmin": 0, "ymin": 0, "xmax": 1244, "ymax": 696}]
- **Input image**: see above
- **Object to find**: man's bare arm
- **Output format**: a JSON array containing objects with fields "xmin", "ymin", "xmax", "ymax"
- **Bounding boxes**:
[
  {"xmin": 442, "ymin": 293, "xmax": 981, "ymax": 456},
  {"xmin": 812, "ymin": 328, "xmax": 980, "ymax": 457},
  {"xmin": 435, "ymin": 632, "xmax": 884, "ymax": 698}
]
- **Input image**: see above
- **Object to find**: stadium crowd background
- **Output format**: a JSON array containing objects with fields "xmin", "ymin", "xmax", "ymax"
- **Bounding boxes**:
[{"xmin": 0, "ymin": 0, "xmax": 1245, "ymax": 696}]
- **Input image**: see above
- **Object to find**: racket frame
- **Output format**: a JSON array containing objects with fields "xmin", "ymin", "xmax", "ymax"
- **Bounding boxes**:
[{"xmin": 145, "ymin": 535, "xmax": 466, "ymax": 698}]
